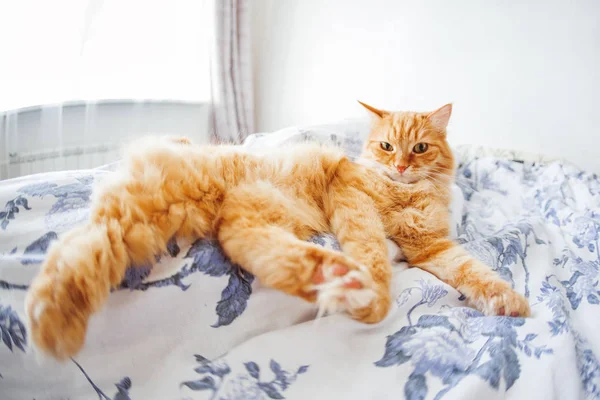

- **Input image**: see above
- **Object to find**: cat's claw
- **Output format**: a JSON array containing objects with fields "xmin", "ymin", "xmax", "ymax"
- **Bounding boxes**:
[
  {"xmin": 497, "ymin": 306, "xmax": 521, "ymax": 317},
  {"xmin": 466, "ymin": 281, "xmax": 531, "ymax": 318}
]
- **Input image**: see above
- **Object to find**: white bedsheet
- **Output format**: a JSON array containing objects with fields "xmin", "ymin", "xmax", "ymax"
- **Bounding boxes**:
[{"xmin": 1, "ymin": 125, "xmax": 599, "ymax": 399}]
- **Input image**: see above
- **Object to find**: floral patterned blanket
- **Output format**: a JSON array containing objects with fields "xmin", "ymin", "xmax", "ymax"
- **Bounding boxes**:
[{"xmin": 1, "ymin": 124, "xmax": 599, "ymax": 400}]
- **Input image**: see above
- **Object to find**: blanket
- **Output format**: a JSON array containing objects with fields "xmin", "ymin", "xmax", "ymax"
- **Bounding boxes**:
[{"xmin": 1, "ymin": 125, "xmax": 599, "ymax": 399}]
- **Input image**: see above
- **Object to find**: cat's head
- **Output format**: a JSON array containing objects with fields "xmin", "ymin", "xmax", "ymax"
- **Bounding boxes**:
[{"xmin": 358, "ymin": 102, "xmax": 455, "ymax": 185}]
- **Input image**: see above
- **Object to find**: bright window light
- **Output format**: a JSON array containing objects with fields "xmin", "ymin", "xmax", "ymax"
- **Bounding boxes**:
[{"xmin": 0, "ymin": 0, "xmax": 212, "ymax": 112}]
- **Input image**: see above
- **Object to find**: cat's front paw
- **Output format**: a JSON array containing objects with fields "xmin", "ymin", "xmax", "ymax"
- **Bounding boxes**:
[{"xmin": 466, "ymin": 280, "xmax": 531, "ymax": 318}]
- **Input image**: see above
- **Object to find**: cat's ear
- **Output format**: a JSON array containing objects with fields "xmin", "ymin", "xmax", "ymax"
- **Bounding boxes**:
[
  {"xmin": 427, "ymin": 103, "xmax": 453, "ymax": 131},
  {"xmin": 358, "ymin": 101, "xmax": 388, "ymax": 119}
]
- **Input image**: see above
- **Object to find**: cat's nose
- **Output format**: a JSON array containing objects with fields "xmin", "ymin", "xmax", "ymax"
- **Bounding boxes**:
[{"xmin": 396, "ymin": 165, "xmax": 408, "ymax": 174}]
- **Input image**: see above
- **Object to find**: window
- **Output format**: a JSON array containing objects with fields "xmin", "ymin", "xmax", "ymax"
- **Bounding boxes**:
[{"xmin": 0, "ymin": 0, "xmax": 212, "ymax": 112}]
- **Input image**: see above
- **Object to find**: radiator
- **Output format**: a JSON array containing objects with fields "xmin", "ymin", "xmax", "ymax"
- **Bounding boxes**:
[
  {"xmin": 5, "ymin": 143, "xmax": 121, "ymax": 179},
  {"xmin": 0, "ymin": 101, "xmax": 209, "ymax": 180}
]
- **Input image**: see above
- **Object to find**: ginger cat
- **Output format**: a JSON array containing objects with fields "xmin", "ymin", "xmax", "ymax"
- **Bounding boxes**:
[{"xmin": 25, "ymin": 102, "xmax": 530, "ymax": 360}]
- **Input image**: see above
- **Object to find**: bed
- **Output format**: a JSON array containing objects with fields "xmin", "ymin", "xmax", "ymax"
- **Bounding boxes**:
[{"xmin": 1, "ymin": 122, "xmax": 599, "ymax": 399}]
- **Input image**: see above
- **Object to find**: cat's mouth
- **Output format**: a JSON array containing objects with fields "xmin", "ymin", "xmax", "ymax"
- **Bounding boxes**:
[{"xmin": 355, "ymin": 158, "xmax": 421, "ymax": 184}]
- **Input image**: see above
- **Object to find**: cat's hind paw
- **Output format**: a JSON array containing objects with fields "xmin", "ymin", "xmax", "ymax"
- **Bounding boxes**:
[
  {"xmin": 25, "ymin": 274, "xmax": 89, "ymax": 361},
  {"xmin": 311, "ymin": 264, "xmax": 375, "ymax": 316},
  {"xmin": 24, "ymin": 228, "xmax": 109, "ymax": 360},
  {"xmin": 308, "ymin": 259, "xmax": 389, "ymax": 324}
]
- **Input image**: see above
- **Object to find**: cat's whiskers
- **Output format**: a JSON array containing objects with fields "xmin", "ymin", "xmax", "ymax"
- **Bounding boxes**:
[
  {"xmin": 424, "ymin": 166, "xmax": 454, "ymax": 178},
  {"xmin": 419, "ymin": 168, "xmax": 450, "ymax": 186},
  {"xmin": 420, "ymin": 172, "xmax": 452, "ymax": 198},
  {"xmin": 419, "ymin": 173, "xmax": 447, "ymax": 198},
  {"xmin": 424, "ymin": 166, "xmax": 481, "ymax": 194},
  {"xmin": 422, "ymin": 166, "xmax": 469, "ymax": 194},
  {"xmin": 426, "ymin": 172, "xmax": 453, "ymax": 190}
]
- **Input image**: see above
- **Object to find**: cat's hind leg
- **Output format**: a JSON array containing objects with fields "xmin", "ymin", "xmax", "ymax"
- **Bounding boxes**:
[
  {"xmin": 25, "ymin": 138, "xmax": 218, "ymax": 359},
  {"xmin": 217, "ymin": 181, "xmax": 378, "ymax": 319}
]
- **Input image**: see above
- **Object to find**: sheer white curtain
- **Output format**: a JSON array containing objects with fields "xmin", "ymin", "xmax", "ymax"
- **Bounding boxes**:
[
  {"xmin": 0, "ymin": 0, "xmax": 253, "ymax": 147},
  {"xmin": 0, "ymin": 0, "xmax": 212, "ymax": 111}
]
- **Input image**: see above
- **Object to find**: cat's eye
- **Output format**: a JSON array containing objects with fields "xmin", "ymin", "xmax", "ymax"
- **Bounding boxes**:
[
  {"xmin": 413, "ymin": 143, "xmax": 429, "ymax": 154},
  {"xmin": 380, "ymin": 142, "xmax": 393, "ymax": 151}
]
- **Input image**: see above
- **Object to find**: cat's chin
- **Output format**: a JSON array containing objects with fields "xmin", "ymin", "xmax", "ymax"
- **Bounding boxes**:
[
  {"xmin": 385, "ymin": 170, "xmax": 426, "ymax": 184},
  {"xmin": 389, "ymin": 174, "xmax": 420, "ymax": 184}
]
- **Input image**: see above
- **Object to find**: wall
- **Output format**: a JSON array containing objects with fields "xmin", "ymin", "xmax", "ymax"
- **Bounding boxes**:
[{"xmin": 251, "ymin": 0, "xmax": 600, "ymax": 173}]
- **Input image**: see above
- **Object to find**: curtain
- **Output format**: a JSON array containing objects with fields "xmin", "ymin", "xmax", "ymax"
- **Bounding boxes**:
[
  {"xmin": 1, "ymin": 0, "xmax": 224, "ymax": 179},
  {"xmin": 210, "ymin": 0, "xmax": 254, "ymax": 143},
  {"xmin": 1, "ymin": 0, "xmax": 254, "ymax": 180}
]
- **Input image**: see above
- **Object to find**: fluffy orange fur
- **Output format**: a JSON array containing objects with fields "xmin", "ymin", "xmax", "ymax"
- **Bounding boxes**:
[{"xmin": 25, "ymin": 103, "xmax": 530, "ymax": 360}]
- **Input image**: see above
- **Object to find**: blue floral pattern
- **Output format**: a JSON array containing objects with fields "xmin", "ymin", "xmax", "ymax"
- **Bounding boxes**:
[
  {"xmin": 18, "ymin": 175, "xmax": 96, "ymax": 231},
  {"xmin": 0, "ymin": 305, "xmax": 26, "ymax": 378},
  {"xmin": 0, "ymin": 127, "xmax": 599, "ymax": 399},
  {"xmin": 72, "ymin": 358, "xmax": 133, "ymax": 400},
  {"xmin": 377, "ymin": 282, "xmax": 552, "ymax": 399},
  {"xmin": 118, "ymin": 239, "xmax": 255, "ymax": 328},
  {"xmin": 0, "ymin": 196, "xmax": 30, "ymax": 230},
  {"xmin": 182, "ymin": 355, "xmax": 309, "ymax": 399}
]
